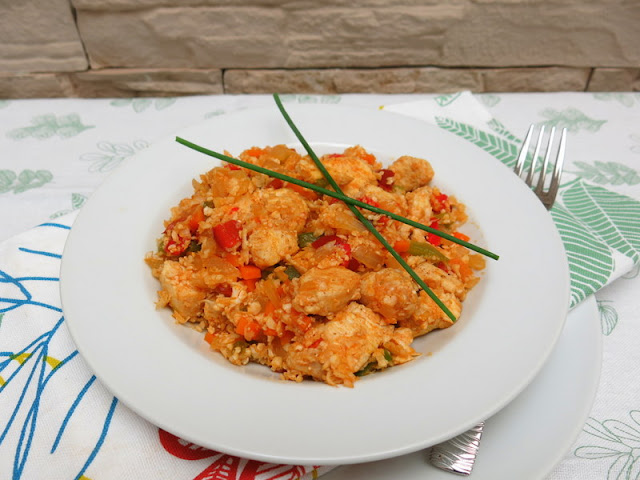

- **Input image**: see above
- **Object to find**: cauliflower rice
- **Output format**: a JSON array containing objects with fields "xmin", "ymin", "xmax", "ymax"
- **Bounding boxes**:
[{"xmin": 145, "ymin": 144, "xmax": 485, "ymax": 387}]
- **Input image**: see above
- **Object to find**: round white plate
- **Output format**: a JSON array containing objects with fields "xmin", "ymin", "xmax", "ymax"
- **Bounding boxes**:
[
  {"xmin": 324, "ymin": 296, "xmax": 602, "ymax": 479},
  {"xmin": 60, "ymin": 104, "xmax": 570, "ymax": 465}
]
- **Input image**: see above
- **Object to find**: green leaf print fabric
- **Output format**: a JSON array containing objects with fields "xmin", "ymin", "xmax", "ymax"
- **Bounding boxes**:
[
  {"xmin": 551, "ymin": 204, "xmax": 614, "ymax": 306},
  {"xmin": 562, "ymin": 180, "xmax": 640, "ymax": 263}
]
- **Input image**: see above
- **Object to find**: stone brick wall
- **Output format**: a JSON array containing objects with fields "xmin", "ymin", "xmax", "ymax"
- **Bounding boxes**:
[{"xmin": 1, "ymin": 0, "xmax": 639, "ymax": 98}]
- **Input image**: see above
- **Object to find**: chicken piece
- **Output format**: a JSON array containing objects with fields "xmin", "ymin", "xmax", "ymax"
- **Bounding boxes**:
[
  {"xmin": 343, "ymin": 145, "xmax": 382, "ymax": 170},
  {"xmin": 167, "ymin": 196, "xmax": 206, "ymax": 227},
  {"xmin": 398, "ymin": 290, "xmax": 460, "ymax": 336},
  {"xmin": 144, "ymin": 252, "xmax": 164, "ymax": 279},
  {"xmin": 412, "ymin": 261, "xmax": 466, "ymax": 300},
  {"xmin": 256, "ymin": 188, "xmax": 310, "ymax": 232},
  {"xmin": 360, "ymin": 268, "xmax": 418, "ymax": 323},
  {"xmin": 322, "ymin": 155, "xmax": 377, "ymax": 197},
  {"xmin": 205, "ymin": 194, "xmax": 255, "ymax": 229},
  {"xmin": 283, "ymin": 302, "xmax": 394, "ymax": 386},
  {"xmin": 317, "ymin": 202, "xmax": 368, "ymax": 235},
  {"xmin": 292, "ymin": 267, "xmax": 360, "ymax": 316},
  {"xmin": 389, "ymin": 155, "xmax": 434, "ymax": 192},
  {"xmin": 198, "ymin": 167, "xmax": 255, "ymax": 199},
  {"xmin": 293, "ymin": 155, "xmax": 326, "ymax": 184},
  {"xmin": 383, "ymin": 327, "xmax": 418, "ymax": 365},
  {"xmin": 349, "ymin": 235, "xmax": 385, "ymax": 271},
  {"xmin": 248, "ymin": 227, "xmax": 299, "ymax": 268},
  {"xmin": 188, "ymin": 254, "xmax": 239, "ymax": 289},
  {"xmin": 158, "ymin": 260, "xmax": 206, "ymax": 322},
  {"xmin": 405, "ymin": 186, "xmax": 434, "ymax": 224},
  {"xmin": 359, "ymin": 184, "xmax": 408, "ymax": 216}
]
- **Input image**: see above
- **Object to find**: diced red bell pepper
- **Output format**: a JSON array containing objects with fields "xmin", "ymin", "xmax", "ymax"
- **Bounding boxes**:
[
  {"xmin": 213, "ymin": 220, "xmax": 242, "ymax": 250},
  {"xmin": 378, "ymin": 169, "xmax": 395, "ymax": 191},
  {"xmin": 431, "ymin": 193, "xmax": 450, "ymax": 213},
  {"xmin": 311, "ymin": 234, "xmax": 344, "ymax": 249},
  {"xmin": 359, "ymin": 196, "xmax": 380, "ymax": 208},
  {"xmin": 280, "ymin": 330, "xmax": 295, "ymax": 345},
  {"xmin": 213, "ymin": 283, "xmax": 233, "ymax": 297},
  {"xmin": 163, "ymin": 220, "xmax": 190, "ymax": 256},
  {"xmin": 427, "ymin": 220, "xmax": 442, "ymax": 246},
  {"xmin": 164, "ymin": 236, "xmax": 190, "ymax": 256},
  {"xmin": 267, "ymin": 178, "xmax": 284, "ymax": 189},
  {"xmin": 376, "ymin": 215, "xmax": 390, "ymax": 227},
  {"xmin": 312, "ymin": 235, "xmax": 351, "ymax": 266},
  {"xmin": 346, "ymin": 257, "xmax": 362, "ymax": 272}
]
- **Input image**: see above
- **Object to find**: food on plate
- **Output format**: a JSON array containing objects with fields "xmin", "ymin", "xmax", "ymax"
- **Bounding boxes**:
[{"xmin": 145, "ymin": 144, "xmax": 485, "ymax": 387}]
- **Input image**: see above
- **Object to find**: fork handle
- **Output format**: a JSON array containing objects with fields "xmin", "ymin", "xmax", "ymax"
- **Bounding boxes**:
[{"xmin": 429, "ymin": 422, "xmax": 485, "ymax": 475}]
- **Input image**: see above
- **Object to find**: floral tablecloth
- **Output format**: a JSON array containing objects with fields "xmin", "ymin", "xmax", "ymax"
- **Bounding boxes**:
[{"xmin": 0, "ymin": 92, "xmax": 638, "ymax": 479}]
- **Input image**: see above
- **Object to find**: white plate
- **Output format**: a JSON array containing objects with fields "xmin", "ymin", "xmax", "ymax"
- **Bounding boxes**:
[
  {"xmin": 60, "ymin": 104, "xmax": 570, "ymax": 465},
  {"xmin": 324, "ymin": 296, "xmax": 602, "ymax": 479}
]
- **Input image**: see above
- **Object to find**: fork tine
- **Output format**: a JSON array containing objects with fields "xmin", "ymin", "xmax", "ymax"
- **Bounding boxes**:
[
  {"xmin": 535, "ymin": 126, "xmax": 556, "ymax": 196},
  {"xmin": 514, "ymin": 124, "xmax": 534, "ymax": 176},
  {"xmin": 546, "ymin": 127, "xmax": 567, "ymax": 204},
  {"xmin": 525, "ymin": 125, "xmax": 545, "ymax": 186}
]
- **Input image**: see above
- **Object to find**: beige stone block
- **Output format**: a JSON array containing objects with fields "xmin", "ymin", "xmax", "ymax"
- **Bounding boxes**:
[
  {"xmin": 334, "ymin": 68, "xmax": 483, "ymax": 93},
  {"xmin": 588, "ymin": 68, "xmax": 640, "ymax": 92},
  {"xmin": 0, "ymin": 69, "xmax": 223, "ymax": 98},
  {"xmin": 76, "ymin": 7, "xmax": 287, "ymax": 69},
  {"xmin": 0, "ymin": 73, "xmax": 76, "ymax": 98},
  {"xmin": 0, "ymin": 0, "xmax": 88, "ymax": 73},
  {"xmin": 224, "ymin": 68, "xmax": 483, "ymax": 94},
  {"xmin": 224, "ymin": 69, "xmax": 335, "ymax": 94},
  {"xmin": 284, "ymin": 4, "xmax": 466, "ymax": 68},
  {"xmin": 480, "ymin": 67, "xmax": 590, "ymax": 92},
  {"xmin": 442, "ymin": 3, "xmax": 640, "ymax": 67},
  {"xmin": 70, "ymin": 68, "xmax": 223, "ymax": 96}
]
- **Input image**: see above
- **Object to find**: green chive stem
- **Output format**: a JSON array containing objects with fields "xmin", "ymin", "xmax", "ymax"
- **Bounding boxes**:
[
  {"xmin": 272, "ymin": 93, "xmax": 457, "ymax": 322},
  {"xmin": 175, "ymin": 136, "xmax": 499, "ymax": 261}
]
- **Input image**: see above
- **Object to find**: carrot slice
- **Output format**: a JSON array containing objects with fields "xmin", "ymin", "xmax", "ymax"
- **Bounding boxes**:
[
  {"xmin": 393, "ymin": 239, "xmax": 411, "ymax": 253},
  {"xmin": 238, "ymin": 265, "xmax": 262, "ymax": 280},
  {"xmin": 224, "ymin": 252, "xmax": 240, "ymax": 267},
  {"xmin": 188, "ymin": 206, "xmax": 205, "ymax": 232},
  {"xmin": 242, "ymin": 278, "xmax": 257, "ymax": 292},
  {"xmin": 264, "ymin": 301, "xmax": 277, "ymax": 317},
  {"xmin": 286, "ymin": 182, "xmax": 318, "ymax": 201},
  {"xmin": 453, "ymin": 231, "xmax": 470, "ymax": 242},
  {"xmin": 246, "ymin": 147, "xmax": 265, "ymax": 157}
]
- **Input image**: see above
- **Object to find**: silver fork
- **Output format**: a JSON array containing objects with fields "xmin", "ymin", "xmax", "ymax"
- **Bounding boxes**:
[
  {"xmin": 428, "ymin": 124, "xmax": 567, "ymax": 475},
  {"xmin": 515, "ymin": 124, "xmax": 568, "ymax": 209}
]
